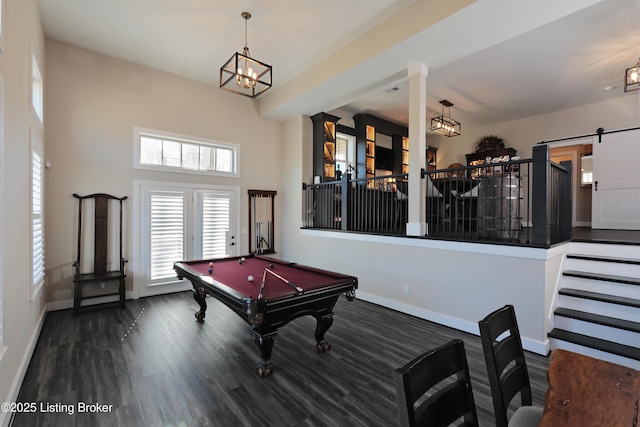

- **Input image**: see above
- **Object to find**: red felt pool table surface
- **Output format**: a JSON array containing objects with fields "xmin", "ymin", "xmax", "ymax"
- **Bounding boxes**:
[{"xmin": 178, "ymin": 256, "xmax": 353, "ymax": 300}]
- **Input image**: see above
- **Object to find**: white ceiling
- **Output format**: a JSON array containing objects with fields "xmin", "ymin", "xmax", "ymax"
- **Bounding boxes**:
[{"xmin": 38, "ymin": 0, "xmax": 640, "ymax": 130}]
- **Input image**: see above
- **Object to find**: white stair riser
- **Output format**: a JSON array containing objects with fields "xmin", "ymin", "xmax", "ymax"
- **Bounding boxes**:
[
  {"xmin": 561, "ymin": 276, "xmax": 640, "ymax": 301},
  {"xmin": 565, "ymin": 258, "xmax": 640, "ymax": 278},
  {"xmin": 553, "ymin": 316, "xmax": 640, "ymax": 346},
  {"xmin": 557, "ymin": 294, "xmax": 640, "ymax": 323},
  {"xmin": 549, "ymin": 338, "xmax": 640, "ymax": 371},
  {"xmin": 569, "ymin": 242, "xmax": 640, "ymax": 259}
]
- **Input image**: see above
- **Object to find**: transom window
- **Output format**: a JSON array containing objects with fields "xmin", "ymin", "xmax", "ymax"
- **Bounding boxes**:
[
  {"xmin": 134, "ymin": 127, "xmax": 239, "ymax": 177},
  {"xmin": 31, "ymin": 55, "xmax": 43, "ymax": 123}
]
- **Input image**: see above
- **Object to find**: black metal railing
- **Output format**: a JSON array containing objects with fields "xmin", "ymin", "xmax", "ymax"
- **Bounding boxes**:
[
  {"xmin": 424, "ymin": 158, "xmax": 532, "ymax": 243},
  {"xmin": 302, "ymin": 145, "xmax": 572, "ymax": 247},
  {"xmin": 303, "ymin": 173, "xmax": 408, "ymax": 236}
]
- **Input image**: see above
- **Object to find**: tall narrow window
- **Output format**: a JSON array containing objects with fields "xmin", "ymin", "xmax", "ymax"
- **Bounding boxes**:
[
  {"xmin": 0, "ymin": 0, "xmax": 4, "ymax": 53},
  {"xmin": 336, "ymin": 132, "xmax": 355, "ymax": 176},
  {"xmin": 31, "ymin": 134, "xmax": 44, "ymax": 290},
  {"xmin": 200, "ymin": 191, "xmax": 231, "ymax": 258},
  {"xmin": 149, "ymin": 191, "xmax": 185, "ymax": 284},
  {"xmin": 248, "ymin": 190, "xmax": 276, "ymax": 254},
  {"xmin": 31, "ymin": 55, "xmax": 43, "ymax": 123}
]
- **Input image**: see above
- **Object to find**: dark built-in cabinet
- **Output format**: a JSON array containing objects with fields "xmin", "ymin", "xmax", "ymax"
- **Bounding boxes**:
[
  {"xmin": 466, "ymin": 148, "xmax": 516, "ymax": 179},
  {"xmin": 312, "ymin": 112, "xmax": 437, "ymax": 184},
  {"xmin": 353, "ymin": 113, "xmax": 409, "ymax": 185},
  {"xmin": 311, "ymin": 112, "xmax": 341, "ymax": 182},
  {"xmin": 465, "ymin": 148, "xmax": 517, "ymax": 167}
]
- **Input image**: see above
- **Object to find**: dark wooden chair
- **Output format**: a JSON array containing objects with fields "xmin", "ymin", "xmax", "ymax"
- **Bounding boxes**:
[
  {"xmin": 73, "ymin": 193, "xmax": 127, "ymax": 316},
  {"xmin": 478, "ymin": 305, "xmax": 544, "ymax": 427},
  {"xmin": 394, "ymin": 339, "xmax": 479, "ymax": 427}
]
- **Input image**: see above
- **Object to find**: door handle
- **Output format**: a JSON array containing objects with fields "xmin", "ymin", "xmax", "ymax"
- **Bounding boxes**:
[{"xmin": 594, "ymin": 180, "xmax": 598, "ymax": 191}]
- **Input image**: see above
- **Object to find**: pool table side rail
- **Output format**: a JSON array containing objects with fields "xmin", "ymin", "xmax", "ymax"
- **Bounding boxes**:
[
  {"xmin": 174, "ymin": 257, "xmax": 358, "ymax": 322},
  {"xmin": 174, "ymin": 260, "xmax": 357, "ymax": 303}
]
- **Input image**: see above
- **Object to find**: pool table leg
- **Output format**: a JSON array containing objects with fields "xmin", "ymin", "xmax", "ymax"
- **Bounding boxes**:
[
  {"xmin": 314, "ymin": 313, "xmax": 334, "ymax": 352},
  {"xmin": 253, "ymin": 330, "xmax": 278, "ymax": 378},
  {"xmin": 192, "ymin": 287, "xmax": 207, "ymax": 321}
]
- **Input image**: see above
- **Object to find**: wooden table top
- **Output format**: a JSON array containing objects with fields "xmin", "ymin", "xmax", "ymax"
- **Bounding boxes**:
[{"xmin": 539, "ymin": 349, "xmax": 640, "ymax": 427}]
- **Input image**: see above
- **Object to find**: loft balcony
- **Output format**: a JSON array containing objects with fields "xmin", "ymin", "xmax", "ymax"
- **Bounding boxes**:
[{"xmin": 302, "ymin": 145, "xmax": 572, "ymax": 248}]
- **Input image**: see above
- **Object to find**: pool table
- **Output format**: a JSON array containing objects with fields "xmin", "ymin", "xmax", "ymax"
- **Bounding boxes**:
[{"xmin": 174, "ymin": 254, "xmax": 358, "ymax": 377}]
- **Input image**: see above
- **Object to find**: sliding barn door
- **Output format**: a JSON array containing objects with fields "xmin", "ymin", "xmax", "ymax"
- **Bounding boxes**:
[{"xmin": 592, "ymin": 129, "xmax": 640, "ymax": 229}]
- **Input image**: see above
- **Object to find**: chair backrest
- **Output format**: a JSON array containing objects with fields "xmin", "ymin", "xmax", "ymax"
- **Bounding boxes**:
[
  {"xmin": 394, "ymin": 339, "xmax": 479, "ymax": 427},
  {"xmin": 478, "ymin": 305, "xmax": 533, "ymax": 427},
  {"xmin": 425, "ymin": 175, "xmax": 443, "ymax": 198},
  {"xmin": 74, "ymin": 193, "xmax": 127, "ymax": 274},
  {"xmin": 396, "ymin": 180, "xmax": 409, "ymax": 200}
]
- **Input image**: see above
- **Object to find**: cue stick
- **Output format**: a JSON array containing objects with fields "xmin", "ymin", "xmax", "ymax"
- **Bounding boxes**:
[
  {"xmin": 265, "ymin": 268, "xmax": 304, "ymax": 294},
  {"xmin": 257, "ymin": 269, "xmax": 267, "ymax": 300}
]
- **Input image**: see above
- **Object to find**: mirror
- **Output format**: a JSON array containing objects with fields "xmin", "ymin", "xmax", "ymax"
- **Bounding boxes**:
[{"xmin": 580, "ymin": 154, "xmax": 593, "ymax": 186}]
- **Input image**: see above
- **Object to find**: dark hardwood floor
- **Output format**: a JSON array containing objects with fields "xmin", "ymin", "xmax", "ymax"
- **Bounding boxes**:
[{"xmin": 12, "ymin": 292, "xmax": 550, "ymax": 427}]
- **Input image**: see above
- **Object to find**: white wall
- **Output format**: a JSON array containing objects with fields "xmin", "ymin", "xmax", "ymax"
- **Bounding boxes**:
[
  {"xmin": 43, "ymin": 39, "xmax": 283, "ymax": 305},
  {"xmin": 436, "ymin": 94, "xmax": 640, "ymax": 168},
  {"xmin": 0, "ymin": 0, "xmax": 46, "ymax": 425}
]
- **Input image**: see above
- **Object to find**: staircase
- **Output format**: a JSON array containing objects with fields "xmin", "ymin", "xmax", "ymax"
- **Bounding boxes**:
[{"xmin": 549, "ymin": 241, "xmax": 640, "ymax": 370}]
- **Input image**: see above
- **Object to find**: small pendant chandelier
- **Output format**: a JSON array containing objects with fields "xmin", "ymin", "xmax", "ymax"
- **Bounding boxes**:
[
  {"xmin": 220, "ymin": 12, "xmax": 272, "ymax": 98},
  {"xmin": 430, "ymin": 100, "xmax": 461, "ymax": 137},
  {"xmin": 624, "ymin": 57, "xmax": 640, "ymax": 92}
]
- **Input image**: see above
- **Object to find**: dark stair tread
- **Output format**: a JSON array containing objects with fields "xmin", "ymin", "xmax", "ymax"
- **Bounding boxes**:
[
  {"xmin": 548, "ymin": 328, "xmax": 640, "ymax": 362},
  {"xmin": 567, "ymin": 254, "xmax": 640, "ymax": 265},
  {"xmin": 554, "ymin": 307, "xmax": 640, "ymax": 333},
  {"xmin": 563, "ymin": 270, "xmax": 640, "ymax": 286},
  {"xmin": 558, "ymin": 288, "xmax": 640, "ymax": 308}
]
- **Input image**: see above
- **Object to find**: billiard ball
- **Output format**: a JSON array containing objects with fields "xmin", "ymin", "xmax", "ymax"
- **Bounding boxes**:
[
  {"xmin": 248, "ymin": 275, "xmax": 254, "ymax": 282},
  {"xmin": 208, "ymin": 267, "xmax": 213, "ymax": 273}
]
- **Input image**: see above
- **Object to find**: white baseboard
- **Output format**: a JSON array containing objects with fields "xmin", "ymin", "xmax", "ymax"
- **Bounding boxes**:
[
  {"xmin": 356, "ymin": 291, "xmax": 548, "ymax": 356},
  {"xmin": 46, "ymin": 291, "xmax": 137, "ymax": 312}
]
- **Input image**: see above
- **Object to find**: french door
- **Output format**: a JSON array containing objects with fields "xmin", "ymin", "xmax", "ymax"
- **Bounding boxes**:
[{"xmin": 134, "ymin": 181, "xmax": 239, "ymax": 297}]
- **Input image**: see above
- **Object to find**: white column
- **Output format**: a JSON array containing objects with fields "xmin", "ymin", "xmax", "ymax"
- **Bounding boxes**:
[{"xmin": 406, "ymin": 63, "xmax": 428, "ymax": 236}]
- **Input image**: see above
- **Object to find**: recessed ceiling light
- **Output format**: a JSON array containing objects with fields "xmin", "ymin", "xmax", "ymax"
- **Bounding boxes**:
[{"xmin": 603, "ymin": 85, "xmax": 614, "ymax": 91}]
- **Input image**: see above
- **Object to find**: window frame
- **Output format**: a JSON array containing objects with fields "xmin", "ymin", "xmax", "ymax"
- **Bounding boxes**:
[
  {"xmin": 336, "ymin": 131, "xmax": 356, "ymax": 175},
  {"xmin": 133, "ymin": 127, "xmax": 240, "ymax": 178}
]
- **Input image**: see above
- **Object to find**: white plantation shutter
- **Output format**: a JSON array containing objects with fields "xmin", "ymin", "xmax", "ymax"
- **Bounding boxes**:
[
  {"xmin": 201, "ymin": 193, "xmax": 231, "ymax": 258},
  {"xmin": 149, "ymin": 191, "xmax": 185, "ymax": 281},
  {"xmin": 32, "ymin": 143, "xmax": 44, "ymax": 286}
]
